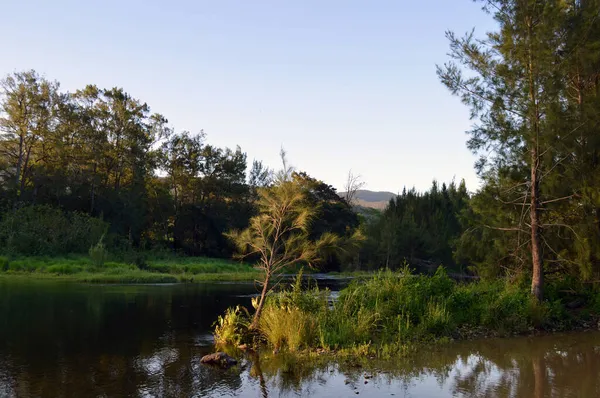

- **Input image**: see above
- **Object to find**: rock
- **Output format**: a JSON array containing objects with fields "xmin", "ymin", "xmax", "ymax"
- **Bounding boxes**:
[{"xmin": 200, "ymin": 352, "xmax": 237, "ymax": 368}]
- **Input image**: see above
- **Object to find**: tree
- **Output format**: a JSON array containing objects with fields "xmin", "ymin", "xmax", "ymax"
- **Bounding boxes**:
[
  {"xmin": 248, "ymin": 160, "xmax": 273, "ymax": 189},
  {"xmin": 292, "ymin": 171, "xmax": 361, "ymax": 271},
  {"xmin": 226, "ymin": 152, "xmax": 357, "ymax": 328},
  {"xmin": 360, "ymin": 180, "xmax": 469, "ymax": 271},
  {"xmin": 227, "ymin": 179, "xmax": 342, "ymax": 329},
  {"xmin": 343, "ymin": 170, "xmax": 365, "ymax": 206},
  {"xmin": 159, "ymin": 131, "xmax": 252, "ymax": 256},
  {"xmin": 0, "ymin": 70, "xmax": 60, "ymax": 205},
  {"xmin": 437, "ymin": 0, "xmax": 589, "ymax": 300}
]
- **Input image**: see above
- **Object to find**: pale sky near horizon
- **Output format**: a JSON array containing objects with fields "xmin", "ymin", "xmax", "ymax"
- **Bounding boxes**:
[{"xmin": 1, "ymin": 0, "xmax": 497, "ymax": 193}]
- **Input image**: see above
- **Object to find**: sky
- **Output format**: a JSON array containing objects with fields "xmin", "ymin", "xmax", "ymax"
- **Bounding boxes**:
[{"xmin": 1, "ymin": 0, "xmax": 497, "ymax": 193}]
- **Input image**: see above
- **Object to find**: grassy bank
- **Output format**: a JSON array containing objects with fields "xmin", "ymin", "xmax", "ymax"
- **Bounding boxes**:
[
  {"xmin": 0, "ymin": 254, "xmax": 262, "ymax": 283},
  {"xmin": 215, "ymin": 267, "xmax": 600, "ymax": 357}
]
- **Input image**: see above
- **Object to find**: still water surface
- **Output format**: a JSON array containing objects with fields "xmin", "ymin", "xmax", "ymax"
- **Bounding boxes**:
[{"xmin": 0, "ymin": 279, "xmax": 599, "ymax": 397}]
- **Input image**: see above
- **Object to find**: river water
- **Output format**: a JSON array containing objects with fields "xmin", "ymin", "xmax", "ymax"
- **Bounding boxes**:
[{"xmin": 0, "ymin": 279, "xmax": 599, "ymax": 397}]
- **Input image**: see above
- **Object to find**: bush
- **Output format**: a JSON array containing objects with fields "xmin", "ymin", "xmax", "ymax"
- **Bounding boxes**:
[
  {"xmin": 421, "ymin": 300, "xmax": 451, "ymax": 336},
  {"xmin": 0, "ymin": 256, "xmax": 8, "ymax": 271},
  {"xmin": 318, "ymin": 304, "xmax": 379, "ymax": 349},
  {"xmin": 213, "ymin": 267, "xmax": 585, "ymax": 354},
  {"xmin": 260, "ymin": 304, "xmax": 318, "ymax": 351},
  {"xmin": 214, "ymin": 306, "xmax": 250, "ymax": 346},
  {"xmin": 6, "ymin": 260, "xmax": 37, "ymax": 272},
  {"xmin": 46, "ymin": 264, "xmax": 84, "ymax": 275},
  {"xmin": 0, "ymin": 205, "xmax": 108, "ymax": 256},
  {"xmin": 89, "ymin": 235, "xmax": 108, "ymax": 268}
]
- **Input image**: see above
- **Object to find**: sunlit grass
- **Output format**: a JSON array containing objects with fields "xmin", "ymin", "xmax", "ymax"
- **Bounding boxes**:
[
  {"xmin": 214, "ymin": 266, "xmax": 594, "ymax": 356},
  {"xmin": 0, "ymin": 253, "xmax": 261, "ymax": 283}
]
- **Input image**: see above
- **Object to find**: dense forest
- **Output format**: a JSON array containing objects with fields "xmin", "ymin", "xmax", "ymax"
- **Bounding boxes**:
[
  {"xmin": 0, "ymin": 75, "xmax": 359, "ymax": 270},
  {"xmin": 2, "ymin": 1, "xmax": 600, "ymax": 292}
]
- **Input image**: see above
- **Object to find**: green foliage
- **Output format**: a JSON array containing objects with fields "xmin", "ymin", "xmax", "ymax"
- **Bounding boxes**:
[
  {"xmin": 291, "ymin": 172, "xmax": 360, "ymax": 272},
  {"xmin": 142, "ymin": 256, "xmax": 254, "ymax": 275},
  {"xmin": 227, "ymin": 169, "xmax": 362, "ymax": 328},
  {"xmin": 361, "ymin": 180, "xmax": 470, "ymax": 271},
  {"xmin": 318, "ymin": 303, "xmax": 379, "ymax": 349},
  {"xmin": 259, "ymin": 304, "xmax": 318, "ymax": 351},
  {"xmin": 76, "ymin": 271, "xmax": 179, "ymax": 284},
  {"xmin": 0, "ymin": 70, "xmax": 258, "ymax": 259},
  {"xmin": 46, "ymin": 264, "xmax": 85, "ymax": 274},
  {"xmin": 0, "ymin": 256, "xmax": 8, "ymax": 271},
  {"xmin": 89, "ymin": 235, "xmax": 108, "ymax": 267},
  {"xmin": 0, "ymin": 253, "xmax": 259, "ymax": 283},
  {"xmin": 214, "ymin": 306, "xmax": 250, "ymax": 347},
  {"xmin": 437, "ymin": 1, "xmax": 600, "ymax": 293},
  {"xmin": 421, "ymin": 300, "xmax": 451, "ymax": 336},
  {"xmin": 0, "ymin": 205, "xmax": 108, "ymax": 256},
  {"xmin": 216, "ymin": 267, "xmax": 596, "ymax": 354}
]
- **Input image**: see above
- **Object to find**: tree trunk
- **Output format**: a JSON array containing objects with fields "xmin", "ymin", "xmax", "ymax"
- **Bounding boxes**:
[
  {"xmin": 530, "ymin": 147, "xmax": 544, "ymax": 301},
  {"xmin": 20, "ymin": 143, "xmax": 33, "ymax": 199},
  {"xmin": 527, "ymin": 20, "xmax": 543, "ymax": 302},
  {"xmin": 249, "ymin": 352, "xmax": 268, "ymax": 398},
  {"xmin": 15, "ymin": 133, "xmax": 24, "ymax": 201},
  {"xmin": 251, "ymin": 272, "xmax": 271, "ymax": 330},
  {"xmin": 532, "ymin": 354, "xmax": 545, "ymax": 398},
  {"xmin": 90, "ymin": 162, "xmax": 97, "ymax": 214}
]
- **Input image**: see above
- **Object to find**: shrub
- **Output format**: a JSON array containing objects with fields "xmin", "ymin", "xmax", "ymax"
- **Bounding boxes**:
[
  {"xmin": 318, "ymin": 304, "xmax": 379, "ymax": 349},
  {"xmin": 0, "ymin": 205, "xmax": 108, "ymax": 255},
  {"xmin": 421, "ymin": 300, "xmax": 451, "ymax": 336},
  {"xmin": 46, "ymin": 264, "xmax": 84, "ymax": 275},
  {"xmin": 213, "ymin": 267, "xmax": 586, "ymax": 354},
  {"xmin": 0, "ymin": 256, "xmax": 8, "ymax": 271},
  {"xmin": 259, "ymin": 304, "xmax": 318, "ymax": 351},
  {"xmin": 214, "ymin": 306, "xmax": 250, "ymax": 347},
  {"xmin": 89, "ymin": 235, "xmax": 108, "ymax": 268}
]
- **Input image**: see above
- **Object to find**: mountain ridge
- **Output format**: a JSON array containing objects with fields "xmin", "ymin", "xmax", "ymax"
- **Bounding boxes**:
[{"xmin": 339, "ymin": 189, "xmax": 396, "ymax": 210}]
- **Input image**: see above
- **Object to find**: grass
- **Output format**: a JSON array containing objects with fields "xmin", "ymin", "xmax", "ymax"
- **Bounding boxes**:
[
  {"xmin": 0, "ymin": 253, "xmax": 262, "ymax": 283},
  {"xmin": 214, "ymin": 266, "xmax": 600, "ymax": 357}
]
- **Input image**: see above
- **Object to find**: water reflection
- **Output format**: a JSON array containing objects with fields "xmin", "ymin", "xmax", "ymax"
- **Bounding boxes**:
[
  {"xmin": 244, "ymin": 333, "xmax": 600, "ymax": 398},
  {"xmin": 0, "ymin": 280, "xmax": 599, "ymax": 397}
]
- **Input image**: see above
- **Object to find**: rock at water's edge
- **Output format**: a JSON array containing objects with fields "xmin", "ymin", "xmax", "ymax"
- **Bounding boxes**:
[{"xmin": 200, "ymin": 352, "xmax": 237, "ymax": 368}]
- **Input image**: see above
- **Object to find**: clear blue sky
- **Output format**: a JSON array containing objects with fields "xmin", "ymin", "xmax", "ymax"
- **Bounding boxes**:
[{"xmin": 1, "ymin": 0, "xmax": 496, "ymax": 193}]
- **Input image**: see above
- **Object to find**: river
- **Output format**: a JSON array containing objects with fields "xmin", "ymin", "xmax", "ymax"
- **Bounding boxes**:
[{"xmin": 0, "ymin": 278, "xmax": 599, "ymax": 397}]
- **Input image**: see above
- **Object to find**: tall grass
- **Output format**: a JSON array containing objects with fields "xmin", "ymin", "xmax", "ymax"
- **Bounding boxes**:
[
  {"xmin": 0, "ymin": 252, "xmax": 261, "ymax": 283},
  {"xmin": 216, "ymin": 266, "xmax": 595, "ymax": 355},
  {"xmin": 214, "ymin": 306, "xmax": 250, "ymax": 346}
]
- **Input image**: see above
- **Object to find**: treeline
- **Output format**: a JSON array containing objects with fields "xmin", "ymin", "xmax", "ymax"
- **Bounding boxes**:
[
  {"xmin": 0, "ymin": 72, "xmax": 252, "ymax": 257},
  {"xmin": 360, "ymin": 180, "xmax": 469, "ymax": 271},
  {"xmin": 365, "ymin": 0, "xmax": 600, "ymax": 289},
  {"xmin": 0, "ymin": 69, "xmax": 464, "ymax": 273},
  {"xmin": 355, "ymin": 0, "xmax": 600, "ymax": 291},
  {"xmin": 3, "ymin": 0, "xmax": 600, "ymax": 291},
  {"xmin": 0, "ymin": 74, "xmax": 358, "ymax": 269},
  {"xmin": 439, "ymin": 0, "xmax": 600, "ymax": 293}
]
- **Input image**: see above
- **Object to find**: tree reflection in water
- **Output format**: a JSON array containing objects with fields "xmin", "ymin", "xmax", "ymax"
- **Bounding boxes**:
[
  {"xmin": 0, "ymin": 280, "xmax": 599, "ymax": 397},
  {"xmin": 1, "ymin": 331, "xmax": 599, "ymax": 397}
]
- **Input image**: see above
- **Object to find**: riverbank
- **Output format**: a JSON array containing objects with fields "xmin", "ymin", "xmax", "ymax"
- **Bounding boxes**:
[
  {"xmin": 0, "ymin": 254, "xmax": 263, "ymax": 283},
  {"xmin": 1, "ymin": 276, "xmax": 598, "ymax": 397},
  {"xmin": 215, "ymin": 268, "xmax": 600, "ymax": 358}
]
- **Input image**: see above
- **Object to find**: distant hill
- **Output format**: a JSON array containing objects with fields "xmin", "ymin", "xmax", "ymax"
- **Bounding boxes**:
[{"xmin": 339, "ymin": 189, "xmax": 396, "ymax": 210}]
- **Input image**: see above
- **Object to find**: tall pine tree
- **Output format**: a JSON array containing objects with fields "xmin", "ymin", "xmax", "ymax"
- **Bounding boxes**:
[{"xmin": 439, "ymin": 1, "xmax": 600, "ymax": 298}]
